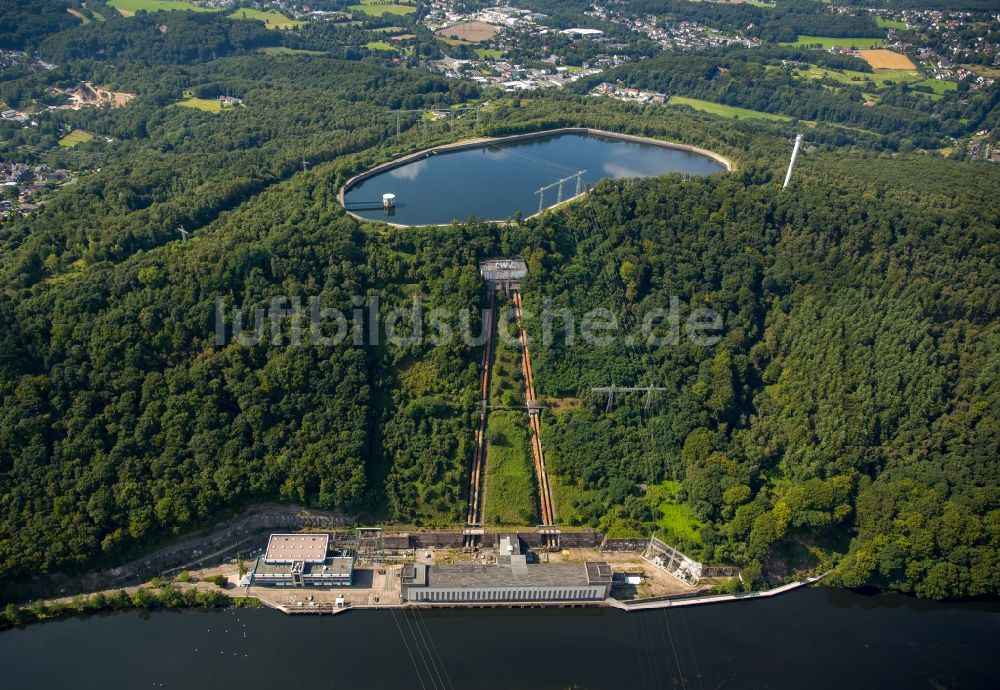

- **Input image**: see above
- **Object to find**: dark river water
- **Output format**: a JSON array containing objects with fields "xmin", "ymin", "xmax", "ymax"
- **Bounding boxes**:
[
  {"xmin": 1, "ymin": 587, "xmax": 997, "ymax": 689},
  {"xmin": 342, "ymin": 132, "xmax": 726, "ymax": 226}
]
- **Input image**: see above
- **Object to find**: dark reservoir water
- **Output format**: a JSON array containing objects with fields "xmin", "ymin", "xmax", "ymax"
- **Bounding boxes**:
[
  {"xmin": 342, "ymin": 132, "xmax": 726, "ymax": 226},
  {"xmin": 2, "ymin": 587, "xmax": 998, "ymax": 689}
]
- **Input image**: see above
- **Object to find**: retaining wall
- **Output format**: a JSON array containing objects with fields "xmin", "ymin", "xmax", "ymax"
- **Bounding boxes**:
[{"xmin": 600, "ymin": 538, "xmax": 649, "ymax": 552}]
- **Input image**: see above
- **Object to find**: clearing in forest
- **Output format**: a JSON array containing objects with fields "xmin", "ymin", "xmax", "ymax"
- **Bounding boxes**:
[
  {"xmin": 175, "ymin": 97, "xmax": 223, "ymax": 113},
  {"xmin": 58, "ymin": 129, "xmax": 94, "ymax": 147}
]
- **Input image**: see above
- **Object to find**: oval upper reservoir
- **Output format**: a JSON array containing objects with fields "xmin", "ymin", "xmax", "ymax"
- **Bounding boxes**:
[{"xmin": 342, "ymin": 131, "xmax": 728, "ymax": 226}]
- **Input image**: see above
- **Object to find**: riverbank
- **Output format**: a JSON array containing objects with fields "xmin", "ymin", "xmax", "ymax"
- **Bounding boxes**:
[
  {"xmin": 0, "ymin": 581, "xmax": 262, "ymax": 630},
  {"xmin": 1, "ymin": 558, "xmax": 826, "ymax": 630}
]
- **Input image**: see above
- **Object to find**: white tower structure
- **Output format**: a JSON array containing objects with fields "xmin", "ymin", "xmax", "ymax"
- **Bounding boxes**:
[{"xmin": 783, "ymin": 133, "xmax": 803, "ymax": 190}]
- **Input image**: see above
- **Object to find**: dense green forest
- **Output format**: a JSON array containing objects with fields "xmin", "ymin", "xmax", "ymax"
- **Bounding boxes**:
[
  {"xmin": 516, "ymin": 151, "xmax": 999, "ymax": 597},
  {"xmin": 0, "ymin": 4, "xmax": 997, "ymax": 603},
  {"xmin": 0, "ymin": 0, "xmax": 80, "ymax": 50}
]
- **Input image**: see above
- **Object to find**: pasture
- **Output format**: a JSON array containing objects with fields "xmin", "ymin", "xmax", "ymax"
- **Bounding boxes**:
[
  {"xmin": 876, "ymin": 16, "xmax": 907, "ymax": 30},
  {"xmin": 227, "ymin": 8, "xmax": 302, "ymax": 29},
  {"xmin": 175, "ymin": 97, "xmax": 222, "ymax": 113},
  {"xmin": 784, "ymin": 35, "xmax": 884, "ymax": 49},
  {"xmin": 108, "ymin": 0, "xmax": 218, "ymax": 16},
  {"xmin": 668, "ymin": 95, "xmax": 792, "ymax": 121}
]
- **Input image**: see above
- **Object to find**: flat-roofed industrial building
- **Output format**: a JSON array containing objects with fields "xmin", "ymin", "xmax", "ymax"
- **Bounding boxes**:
[
  {"xmin": 246, "ymin": 533, "xmax": 355, "ymax": 588},
  {"xmin": 480, "ymin": 258, "xmax": 528, "ymax": 293},
  {"xmin": 400, "ymin": 561, "xmax": 613, "ymax": 604}
]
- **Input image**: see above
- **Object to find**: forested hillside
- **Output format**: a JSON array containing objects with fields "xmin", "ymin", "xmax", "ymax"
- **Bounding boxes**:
[
  {"xmin": 0, "ymin": 3, "xmax": 997, "ymax": 602},
  {"xmin": 516, "ymin": 152, "xmax": 999, "ymax": 598}
]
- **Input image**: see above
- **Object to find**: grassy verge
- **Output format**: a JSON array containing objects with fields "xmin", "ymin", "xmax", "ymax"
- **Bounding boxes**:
[{"xmin": 483, "ymin": 411, "xmax": 538, "ymax": 525}]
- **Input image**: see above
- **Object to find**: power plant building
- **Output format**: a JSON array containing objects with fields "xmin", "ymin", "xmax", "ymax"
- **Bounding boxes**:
[
  {"xmin": 400, "ymin": 561, "xmax": 614, "ymax": 604},
  {"xmin": 247, "ymin": 534, "xmax": 355, "ymax": 588}
]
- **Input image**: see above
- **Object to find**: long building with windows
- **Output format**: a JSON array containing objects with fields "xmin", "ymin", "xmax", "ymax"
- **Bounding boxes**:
[
  {"xmin": 400, "ymin": 560, "xmax": 614, "ymax": 604},
  {"xmin": 246, "ymin": 534, "xmax": 355, "ymax": 588}
]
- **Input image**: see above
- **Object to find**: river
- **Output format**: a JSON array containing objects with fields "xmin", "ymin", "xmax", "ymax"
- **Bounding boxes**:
[
  {"xmin": 341, "ymin": 131, "xmax": 726, "ymax": 226},
  {"xmin": 1, "ymin": 587, "xmax": 997, "ymax": 689}
]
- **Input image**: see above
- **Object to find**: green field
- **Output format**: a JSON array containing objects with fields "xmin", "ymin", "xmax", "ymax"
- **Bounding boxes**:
[
  {"xmin": 227, "ymin": 8, "xmax": 302, "ymax": 29},
  {"xmin": 175, "ymin": 97, "xmax": 222, "ymax": 113},
  {"xmin": 365, "ymin": 41, "xmax": 395, "ymax": 51},
  {"xmin": 913, "ymin": 78, "xmax": 957, "ymax": 94},
  {"xmin": 58, "ymin": 129, "xmax": 94, "ymax": 148},
  {"xmin": 668, "ymin": 95, "xmax": 792, "ymax": 121},
  {"xmin": 258, "ymin": 47, "xmax": 326, "ymax": 56},
  {"xmin": 793, "ymin": 65, "xmax": 923, "ymax": 88},
  {"xmin": 791, "ymin": 65, "xmax": 954, "ymax": 98},
  {"xmin": 483, "ymin": 412, "xmax": 539, "ymax": 525},
  {"xmin": 475, "ymin": 48, "xmax": 503, "ymax": 59},
  {"xmin": 108, "ymin": 0, "xmax": 218, "ymax": 16},
  {"xmin": 349, "ymin": 1, "xmax": 416, "ymax": 16},
  {"xmin": 646, "ymin": 481, "xmax": 703, "ymax": 544},
  {"xmin": 784, "ymin": 35, "xmax": 885, "ymax": 49},
  {"xmin": 876, "ymin": 16, "xmax": 906, "ymax": 30}
]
